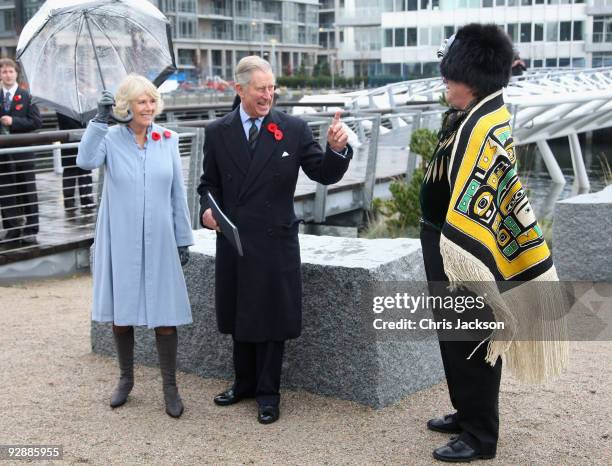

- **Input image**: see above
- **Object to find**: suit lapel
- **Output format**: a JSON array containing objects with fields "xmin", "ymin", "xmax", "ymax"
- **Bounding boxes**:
[
  {"xmin": 221, "ymin": 108, "xmax": 250, "ymax": 176},
  {"xmin": 239, "ymin": 111, "xmax": 281, "ymax": 200},
  {"xmin": 9, "ymin": 88, "xmax": 22, "ymax": 112}
]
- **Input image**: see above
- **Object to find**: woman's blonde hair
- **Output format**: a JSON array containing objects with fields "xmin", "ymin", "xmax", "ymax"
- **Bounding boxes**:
[{"xmin": 114, "ymin": 74, "xmax": 164, "ymax": 119}]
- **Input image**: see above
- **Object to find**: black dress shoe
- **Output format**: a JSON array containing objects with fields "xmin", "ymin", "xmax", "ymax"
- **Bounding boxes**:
[
  {"xmin": 213, "ymin": 388, "xmax": 244, "ymax": 406},
  {"xmin": 427, "ymin": 413, "xmax": 462, "ymax": 434},
  {"xmin": 433, "ymin": 439, "xmax": 495, "ymax": 463},
  {"xmin": 257, "ymin": 405, "xmax": 279, "ymax": 425}
]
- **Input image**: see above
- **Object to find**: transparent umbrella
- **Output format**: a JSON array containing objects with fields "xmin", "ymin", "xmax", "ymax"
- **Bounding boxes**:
[{"xmin": 16, "ymin": 0, "xmax": 177, "ymax": 125}]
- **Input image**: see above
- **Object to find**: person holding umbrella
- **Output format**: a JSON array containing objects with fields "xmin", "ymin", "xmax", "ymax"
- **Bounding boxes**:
[{"xmin": 77, "ymin": 74, "xmax": 193, "ymax": 418}]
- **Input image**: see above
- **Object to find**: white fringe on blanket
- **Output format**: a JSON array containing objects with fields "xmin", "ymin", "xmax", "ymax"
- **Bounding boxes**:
[{"xmin": 440, "ymin": 234, "xmax": 569, "ymax": 384}]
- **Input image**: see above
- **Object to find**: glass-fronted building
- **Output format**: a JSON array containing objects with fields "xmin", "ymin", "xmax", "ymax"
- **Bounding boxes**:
[
  {"xmin": 160, "ymin": 0, "xmax": 321, "ymax": 81},
  {"xmin": 338, "ymin": 0, "xmax": 612, "ymax": 79}
]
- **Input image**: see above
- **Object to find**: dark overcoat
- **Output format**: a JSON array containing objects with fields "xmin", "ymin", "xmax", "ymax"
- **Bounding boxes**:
[{"xmin": 197, "ymin": 108, "xmax": 352, "ymax": 342}]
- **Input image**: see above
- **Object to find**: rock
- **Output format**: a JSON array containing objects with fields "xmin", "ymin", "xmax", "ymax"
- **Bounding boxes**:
[
  {"xmin": 553, "ymin": 185, "xmax": 612, "ymax": 281},
  {"xmin": 91, "ymin": 229, "xmax": 444, "ymax": 408}
]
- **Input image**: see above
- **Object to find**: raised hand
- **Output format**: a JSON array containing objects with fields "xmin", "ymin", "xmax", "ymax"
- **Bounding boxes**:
[
  {"xmin": 92, "ymin": 90, "xmax": 115, "ymax": 124},
  {"xmin": 326, "ymin": 110, "xmax": 348, "ymax": 153}
]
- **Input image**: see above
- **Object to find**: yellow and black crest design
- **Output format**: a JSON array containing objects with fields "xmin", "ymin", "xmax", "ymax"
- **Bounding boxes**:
[{"xmin": 445, "ymin": 92, "xmax": 552, "ymax": 281}]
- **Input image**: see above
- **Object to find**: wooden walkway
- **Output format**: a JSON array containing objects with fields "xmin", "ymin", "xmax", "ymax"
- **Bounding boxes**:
[{"xmin": 0, "ymin": 129, "xmax": 411, "ymax": 266}]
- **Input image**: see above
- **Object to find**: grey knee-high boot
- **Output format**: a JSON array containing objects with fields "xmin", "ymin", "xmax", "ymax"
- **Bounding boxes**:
[
  {"xmin": 110, "ymin": 327, "xmax": 134, "ymax": 408},
  {"xmin": 155, "ymin": 330, "xmax": 184, "ymax": 418}
]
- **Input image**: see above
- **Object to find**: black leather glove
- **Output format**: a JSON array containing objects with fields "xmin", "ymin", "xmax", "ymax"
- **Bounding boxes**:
[
  {"xmin": 92, "ymin": 90, "xmax": 115, "ymax": 124},
  {"xmin": 178, "ymin": 246, "xmax": 190, "ymax": 266}
]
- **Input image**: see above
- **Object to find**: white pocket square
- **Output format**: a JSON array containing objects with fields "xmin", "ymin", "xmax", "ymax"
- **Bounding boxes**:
[{"xmin": 281, "ymin": 151, "xmax": 290, "ymax": 157}]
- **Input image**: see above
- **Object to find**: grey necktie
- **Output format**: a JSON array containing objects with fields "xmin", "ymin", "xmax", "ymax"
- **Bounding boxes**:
[
  {"xmin": 3, "ymin": 92, "xmax": 10, "ymax": 112},
  {"xmin": 248, "ymin": 118, "xmax": 259, "ymax": 152}
]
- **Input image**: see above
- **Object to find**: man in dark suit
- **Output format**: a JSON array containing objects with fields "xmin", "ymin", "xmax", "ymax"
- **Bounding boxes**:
[
  {"xmin": 56, "ymin": 113, "xmax": 94, "ymax": 213},
  {"xmin": 0, "ymin": 58, "xmax": 42, "ymax": 245},
  {"xmin": 197, "ymin": 56, "xmax": 352, "ymax": 424}
]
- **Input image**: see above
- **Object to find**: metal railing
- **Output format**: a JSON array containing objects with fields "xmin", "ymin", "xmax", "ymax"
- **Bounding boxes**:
[{"xmin": 0, "ymin": 126, "xmax": 204, "ymax": 259}]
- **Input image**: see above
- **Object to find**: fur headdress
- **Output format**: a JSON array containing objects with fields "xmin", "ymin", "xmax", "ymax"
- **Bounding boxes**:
[{"xmin": 440, "ymin": 23, "xmax": 514, "ymax": 98}]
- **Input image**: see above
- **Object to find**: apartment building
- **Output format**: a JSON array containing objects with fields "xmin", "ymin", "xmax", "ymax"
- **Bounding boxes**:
[
  {"xmin": 0, "ymin": 0, "xmax": 323, "ymax": 82},
  {"xmin": 338, "ymin": 0, "xmax": 612, "ymax": 78},
  {"xmin": 161, "ymin": 0, "xmax": 322, "ymax": 81}
]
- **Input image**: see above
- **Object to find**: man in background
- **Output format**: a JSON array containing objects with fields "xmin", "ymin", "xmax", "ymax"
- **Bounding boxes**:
[{"xmin": 0, "ymin": 58, "xmax": 42, "ymax": 245}]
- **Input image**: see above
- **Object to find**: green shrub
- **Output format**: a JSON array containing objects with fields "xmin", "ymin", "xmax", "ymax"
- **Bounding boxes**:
[{"xmin": 364, "ymin": 128, "xmax": 438, "ymax": 238}]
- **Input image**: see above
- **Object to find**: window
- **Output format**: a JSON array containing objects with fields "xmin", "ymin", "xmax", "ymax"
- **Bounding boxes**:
[
  {"xmin": 521, "ymin": 0, "xmax": 532, "ymax": 4},
  {"xmin": 520, "ymin": 23, "xmax": 531, "ymax": 42},
  {"xmin": 407, "ymin": 0, "xmax": 418, "ymax": 9},
  {"xmin": 593, "ymin": 52, "xmax": 612, "ymax": 67},
  {"xmin": 235, "ymin": 22, "xmax": 250, "ymax": 41},
  {"xmin": 178, "ymin": 0, "xmax": 195, "ymax": 12},
  {"xmin": 395, "ymin": 28, "xmax": 406, "ymax": 47},
  {"xmin": 507, "ymin": 23, "xmax": 518, "ymax": 43},
  {"xmin": 395, "ymin": 0, "xmax": 406, "ymax": 10},
  {"xmin": 546, "ymin": 22, "xmax": 558, "ymax": 42},
  {"xmin": 161, "ymin": 0, "xmax": 176, "ymax": 10},
  {"xmin": 572, "ymin": 57, "xmax": 585, "ymax": 67},
  {"xmin": 431, "ymin": 26, "xmax": 442, "ymax": 46},
  {"xmin": 559, "ymin": 21, "xmax": 572, "ymax": 41},
  {"xmin": 178, "ymin": 17, "xmax": 195, "ymax": 38},
  {"xmin": 444, "ymin": 26, "xmax": 454, "ymax": 39},
  {"xmin": 419, "ymin": 28, "xmax": 429, "ymax": 45},
  {"xmin": 407, "ymin": 27, "xmax": 417, "ymax": 46},
  {"xmin": 573, "ymin": 21, "xmax": 583, "ymax": 41},
  {"xmin": 496, "ymin": 0, "xmax": 505, "ymax": 5},
  {"xmin": 558, "ymin": 57, "xmax": 570, "ymax": 67},
  {"xmin": 593, "ymin": 16, "xmax": 612, "ymax": 43},
  {"xmin": 483, "ymin": 0, "xmax": 493, "ymax": 6},
  {"xmin": 421, "ymin": 0, "xmax": 430, "ymax": 8},
  {"xmin": 385, "ymin": 29, "xmax": 393, "ymax": 47},
  {"xmin": 0, "ymin": 10, "xmax": 15, "ymax": 35},
  {"xmin": 177, "ymin": 49, "xmax": 196, "ymax": 67},
  {"xmin": 534, "ymin": 23, "xmax": 544, "ymax": 41},
  {"xmin": 546, "ymin": 57, "xmax": 557, "ymax": 67},
  {"xmin": 533, "ymin": 59, "xmax": 543, "ymax": 68},
  {"xmin": 507, "ymin": 0, "xmax": 517, "ymax": 5}
]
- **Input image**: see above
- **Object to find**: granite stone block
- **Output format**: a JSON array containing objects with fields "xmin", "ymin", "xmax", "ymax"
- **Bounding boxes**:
[
  {"xmin": 553, "ymin": 185, "xmax": 612, "ymax": 281},
  {"xmin": 91, "ymin": 230, "xmax": 445, "ymax": 408}
]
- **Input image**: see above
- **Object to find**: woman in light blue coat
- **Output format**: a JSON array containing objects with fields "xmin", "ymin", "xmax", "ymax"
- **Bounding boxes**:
[{"xmin": 78, "ymin": 75, "xmax": 193, "ymax": 418}]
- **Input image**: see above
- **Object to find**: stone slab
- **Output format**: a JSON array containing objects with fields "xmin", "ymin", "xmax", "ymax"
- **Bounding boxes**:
[
  {"xmin": 91, "ymin": 230, "xmax": 444, "ymax": 408},
  {"xmin": 553, "ymin": 185, "xmax": 612, "ymax": 281}
]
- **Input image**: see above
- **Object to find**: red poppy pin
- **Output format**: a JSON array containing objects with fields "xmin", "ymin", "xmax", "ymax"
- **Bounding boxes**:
[
  {"xmin": 151, "ymin": 131, "xmax": 161, "ymax": 141},
  {"xmin": 267, "ymin": 122, "xmax": 283, "ymax": 141},
  {"xmin": 14, "ymin": 95, "xmax": 22, "ymax": 102},
  {"xmin": 15, "ymin": 104, "xmax": 23, "ymax": 111},
  {"xmin": 163, "ymin": 130, "xmax": 172, "ymax": 139}
]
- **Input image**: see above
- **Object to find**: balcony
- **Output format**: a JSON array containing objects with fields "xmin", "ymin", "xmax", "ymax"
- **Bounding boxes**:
[
  {"xmin": 199, "ymin": 6, "xmax": 232, "ymax": 17},
  {"xmin": 336, "ymin": 8, "xmax": 381, "ymax": 26},
  {"xmin": 252, "ymin": 10, "xmax": 282, "ymax": 21},
  {"xmin": 587, "ymin": 0, "xmax": 612, "ymax": 14},
  {"xmin": 201, "ymin": 31, "xmax": 233, "ymax": 41}
]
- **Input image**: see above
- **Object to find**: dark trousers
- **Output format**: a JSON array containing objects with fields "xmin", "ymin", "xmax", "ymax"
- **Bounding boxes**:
[
  {"xmin": 62, "ymin": 156, "xmax": 93, "ymax": 207},
  {"xmin": 0, "ymin": 153, "xmax": 38, "ymax": 235},
  {"xmin": 232, "ymin": 339, "xmax": 285, "ymax": 406},
  {"xmin": 0, "ymin": 154, "xmax": 21, "ymax": 230},
  {"xmin": 420, "ymin": 224, "xmax": 502, "ymax": 456},
  {"xmin": 13, "ymin": 154, "xmax": 39, "ymax": 235}
]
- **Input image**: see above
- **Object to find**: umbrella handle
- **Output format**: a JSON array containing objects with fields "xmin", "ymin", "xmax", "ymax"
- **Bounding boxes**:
[{"xmin": 109, "ymin": 108, "xmax": 133, "ymax": 124}]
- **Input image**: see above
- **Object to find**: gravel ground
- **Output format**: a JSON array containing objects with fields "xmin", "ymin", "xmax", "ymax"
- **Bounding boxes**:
[{"xmin": 1, "ymin": 274, "xmax": 610, "ymax": 465}]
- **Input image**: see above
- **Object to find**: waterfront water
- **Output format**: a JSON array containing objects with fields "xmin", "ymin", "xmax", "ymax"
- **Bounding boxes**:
[{"xmin": 518, "ymin": 132, "xmax": 611, "ymax": 221}]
